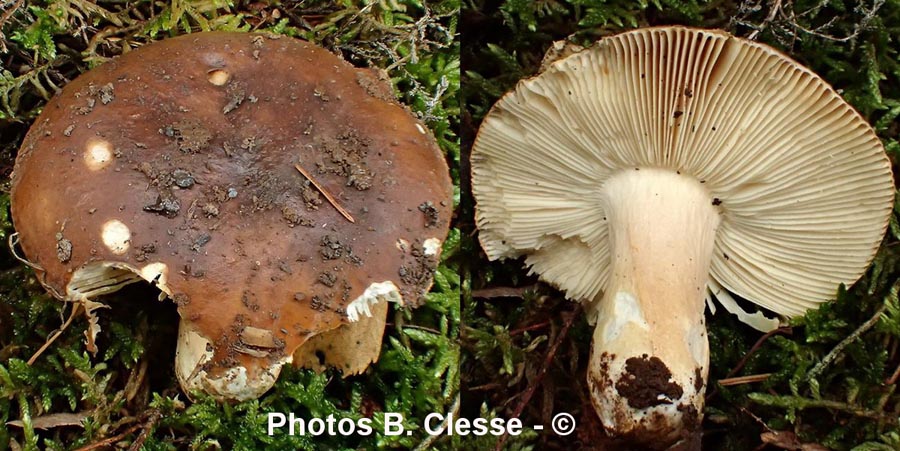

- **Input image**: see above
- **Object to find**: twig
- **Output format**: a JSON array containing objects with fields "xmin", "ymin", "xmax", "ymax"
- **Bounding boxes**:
[
  {"xmin": 747, "ymin": 0, "xmax": 782, "ymax": 40},
  {"xmin": 806, "ymin": 302, "xmax": 888, "ymax": 383},
  {"xmin": 8, "ymin": 233, "xmax": 45, "ymax": 272},
  {"xmin": 748, "ymin": 393, "xmax": 897, "ymax": 424},
  {"xmin": 706, "ymin": 327, "xmax": 791, "ymax": 401},
  {"xmin": 494, "ymin": 305, "xmax": 580, "ymax": 451},
  {"xmin": 73, "ymin": 424, "xmax": 143, "ymax": 451},
  {"xmin": 886, "ymin": 360, "xmax": 900, "ymax": 385},
  {"xmin": 510, "ymin": 321, "xmax": 550, "ymax": 336},
  {"xmin": 472, "ymin": 285, "xmax": 535, "ymax": 299},
  {"xmin": 468, "ymin": 382, "xmax": 503, "ymax": 391},
  {"xmin": 413, "ymin": 394, "xmax": 459, "ymax": 451},
  {"xmin": 728, "ymin": 327, "xmax": 790, "ymax": 378},
  {"xmin": 27, "ymin": 302, "xmax": 80, "ymax": 365},
  {"xmin": 82, "ymin": 23, "xmax": 143, "ymax": 57},
  {"xmin": 294, "ymin": 163, "xmax": 355, "ymax": 223},
  {"xmin": 127, "ymin": 409, "xmax": 161, "ymax": 451},
  {"xmin": 717, "ymin": 373, "xmax": 772, "ymax": 386},
  {"xmin": 740, "ymin": 405, "xmax": 774, "ymax": 431},
  {"xmin": 0, "ymin": 0, "xmax": 23, "ymax": 29}
]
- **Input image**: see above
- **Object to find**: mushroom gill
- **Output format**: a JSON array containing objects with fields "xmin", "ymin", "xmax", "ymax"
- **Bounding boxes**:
[{"xmin": 472, "ymin": 26, "xmax": 893, "ymax": 446}]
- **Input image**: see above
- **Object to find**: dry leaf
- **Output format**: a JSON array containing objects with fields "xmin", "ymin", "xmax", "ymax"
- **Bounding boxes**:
[{"xmin": 7, "ymin": 411, "xmax": 89, "ymax": 429}]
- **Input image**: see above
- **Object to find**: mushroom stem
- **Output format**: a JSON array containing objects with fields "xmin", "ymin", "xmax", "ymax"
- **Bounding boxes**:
[
  {"xmin": 175, "ymin": 319, "xmax": 286, "ymax": 402},
  {"xmin": 589, "ymin": 168, "xmax": 720, "ymax": 446}
]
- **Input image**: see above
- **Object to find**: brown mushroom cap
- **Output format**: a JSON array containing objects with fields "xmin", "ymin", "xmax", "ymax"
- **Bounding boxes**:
[
  {"xmin": 293, "ymin": 300, "xmax": 390, "ymax": 375},
  {"xmin": 11, "ymin": 31, "xmax": 453, "ymax": 400}
]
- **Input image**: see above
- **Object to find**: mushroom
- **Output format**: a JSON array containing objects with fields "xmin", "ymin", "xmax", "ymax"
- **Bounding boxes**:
[
  {"xmin": 10, "ymin": 32, "xmax": 453, "ymax": 401},
  {"xmin": 471, "ymin": 26, "xmax": 893, "ymax": 446}
]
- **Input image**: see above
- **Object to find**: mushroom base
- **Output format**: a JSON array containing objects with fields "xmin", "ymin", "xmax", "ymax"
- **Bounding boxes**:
[
  {"xmin": 588, "ymin": 168, "xmax": 720, "ymax": 446},
  {"xmin": 66, "ymin": 261, "xmax": 287, "ymax": 402},
  {"xmin": 175, "ymin": 320, "xmax": 288, "ymax": 402}
]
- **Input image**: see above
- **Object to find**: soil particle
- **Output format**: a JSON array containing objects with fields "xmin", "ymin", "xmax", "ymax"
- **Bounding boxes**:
[
  {"xmin": 418, "ymin": 201, "xmax": 439, "ymax": 228},
  {"xmin": 75, "ymin": 97, "xmax": 96, "ymax": 115},
  {"xmin": 313, "ymin": 86, "xmax": 330, "ymax": 102},
  {"xmin": 172, "ymin": 169, "xmax": 195, "ymax": 188},
  {"xmin": 63, "ymin": 124, "xmax": 75, "ymax": 136},
  {"xmin": 397, "ymin": 242, "xmax": 439, "ymax": 306},
  {"xmin": 241, "ymin": 136, "xmax": 257, "ymax": 152},
  {"xmin": 614, "ymin": 355, "xmax": 684, "ymax": 409},
  {"xmin": 222, "ymin": 142, "xmax": 235, "ymax": 157},
  {"xmin": 223, "ymin": 82, "xmax": 247, "ymax": 114},
  {"xmin": 320, "ymin": 235, "xmax": 345, "ymax": 260},
  {"xmin": 693, "ymin": 368, "xmax": 703, "ymax": 392},
  {"xmin": 201, "ymin": 202, "xmax": 220, "ymax": 217},
  {"xmin": 134, "ymin": 243, "xmax": 157, "ymax": 263},
  {"xmin": 300, "ymin": 181, "xmax": 322, "ymax": 210},
  {"xmin": 243, "ymin": 170, "xmax": 283, "ymax": 211},
  {"xmin": 241, "ymin": 291, "xmax": 260, "ymax": 312},
  {"xmin": 191, "ymin": 233, "xmax": 212, "ymax": 251},
  {"xmin": 355, "ymin": 69, "xmax": 396, "ymax": 102},
  {"xmin": 317, "ymin": 272, "xmax": 337, "ymax": 287},
  {"xmin": 173, "ymin": 293, "xmax": 190, "ymax": 307},
  {"xmin": 310, "ymin": 295, "xmax": 329, "ymax": 312},
  {"xmin": 95, "ymin": 83, "xmax": 115, "ymax": 105},
  {"xmin": 712, "ymin": 198, "xmax": 722, "ymax": 206},
  {"xmin": 137, "ymin": 162, "xmax": 154, "ymax": 178},
  {"xmin": 208, "ymin": 186, "xmax": 226, "ymax": 202},
  {"xmin": 55, "ymin": 233, "xmax": 72, "ymax": 263},
  {"xmin": 314, "ymin": 128, "xmax": 374, "ymax": 191},
  {"xmin": 162, "ymin": 119, "xmax": 212, "ymax": 153},
  {"xmin": 209, "ymin": 185, "xmax": 235, "ymax": 203},
  {"xmin": 293, "ymin": 292, "xmax": 306, "ymax": 302},
  {"xmin": 182, "ymin": 264, "xmax": 205, "ymax": 278},
  {"xmin": 147, "ymin": 166, "xmax": 177, "ymax": 189},
  {"xmin": 281, "ymin": 206, "xmax": 315, "ymax": 227},
  {"xmin": 674, "ymin": 404, "xmax": 702, "ymax": 450},
  {"xmin": 320, "ymin": 235, "xmax": 362, "ymax": 265},
  {"xmin": 678, "ymin": 403, "xmax": 699, "ymax": 428},
  {"xmin": 143, "ymin": 189, "xmax": 181, "ymax": 217},
  {"xmin": 340, "ymin": 281, "xmax": 351, "ymax": 302}
]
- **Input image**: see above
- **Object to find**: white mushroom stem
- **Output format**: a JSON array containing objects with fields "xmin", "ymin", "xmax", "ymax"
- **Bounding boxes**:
[
  {"xmin": 175, "ymin": 319, "xmax": 288, "ymax": 402},
  {"xmin": 588, "ymin": 168, "xmax": 720, "ymax": 443}
]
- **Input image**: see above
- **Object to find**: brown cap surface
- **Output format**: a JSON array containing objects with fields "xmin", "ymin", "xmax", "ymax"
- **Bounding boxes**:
[{"xmin": 11, "ymin": 31, "xmax": 453, "ymax": 399}]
